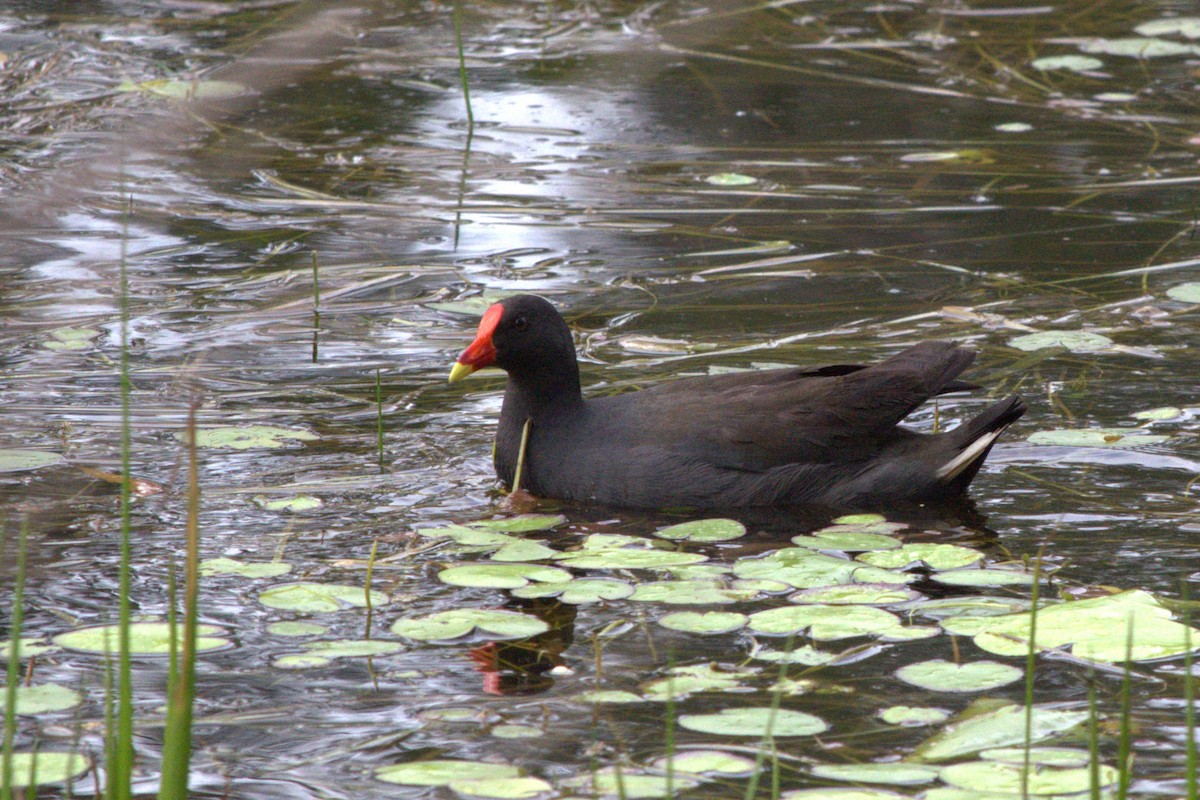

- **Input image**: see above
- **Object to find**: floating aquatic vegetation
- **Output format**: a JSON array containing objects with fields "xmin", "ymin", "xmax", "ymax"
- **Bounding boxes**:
[{"xmin": 895, "ymin": 659, "xmax": 1023, "ymax": 692}]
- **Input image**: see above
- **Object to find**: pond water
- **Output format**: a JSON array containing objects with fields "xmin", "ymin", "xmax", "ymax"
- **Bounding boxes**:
[{"xmin": 1, "ymin": 1, "xmax": 1199, "ymax": 797}]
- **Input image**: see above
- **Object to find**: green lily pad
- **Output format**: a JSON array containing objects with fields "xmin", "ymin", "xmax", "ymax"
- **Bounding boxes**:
[
  {"xmin": 0, "ymin": 683, "xmax": 82, "ymax": 714},
  {"xmin": 42, "ymin": 326, "xmax": 101, "ymax": 351},
  {"xmin": 882, "ymin": 626, "xmax": 941, "ymax": 642},
  {"xmin": 856, "ymin": 543, "xmax": 982, "ymax": 570},
  {"xmin": 934, "ymin": 568, "xmax": 1035, "ymax": 587},
  {"xmin": 896, "ymin": 659, "xmax": 1023, "ymax": 692},
  {"xmin": 390, "ymin": 609, "xmax": 549, "ymax": 641},
  {"xmin": 833, "ymin": 513, "xmax": 887, "ymax": 525},
  {"xmin": 995, "ymin": 122, "xmax": 1033, "ymax": 133},
  {"xmin": 451, "ymin": 776, "xmax": 552, "ymax": 798},
  {"xmin": 1008, "ymin": 331, "xmax": 1113, "ymax": 352},
  {"xmin": 748, "ymin": 643, "xmax": 835, "ymax": 665},
  {"xmin": 1031, "ymin": 55, "xmax": 1104, "ymax": 71},
  {"xmin": 942, "ymin": 589, "xmax": 1200, "ymax": 662},
  {"xmin": 510, "ymin": 577, "xmax": 633, "ymax": 604},
  {"xmin": 182, "ymin": 425, "xmax": 318, "ymax": 450},
  {"xmin": 981, "ymin": 747, "xmax": 1092, "ymax": 767},
  {"xmin": 1133, "ymin": 406, "xmax": 1183, "ymax": 421},
  {"xmin": 654, "ymin": 518, "xmax": 746, "ymax": 542},
  {"xmin": 490, "ymin": 724, "xmax": 543, "ymax": 739},
  {"xmin": 812, "ymin": 762, "xmax": 940, "ymax": 785},
  {"xmin": 1135, "ymin": 17, "xmax": 1200, "ymax": 39},
  {"xmin": 788, "ymin": 583, "xmax": 920, "ymax": 605},
  {"xmin": 629, "ymin": 580, "xmax": 759, "ymax": 604},
  {"xmin": 469, "ymin": 514, "xmax": 566, "ymax": 532},
  {"xmin": 651, "ymin": 749, "xmax": 758, "ymax": 777},
  {"xmin": 200, "ymin": 558, "xmax": 292, "ymax": 578},
  {"xmin": 667, "ymin": 564, "xmax": 732, "ymax": 580},
  {"xmin": 904, "ymin": 596, "xmax": 1033, "ymax": 620},
  {"xmin": 303, "ymin": 639, "xmax": 404, "ymax": 658},
  {"xmin": 679, "ymin": 707, "xmax": 827, "ymax": 737},
  {"xmin": 659, "ymin": 611, "xmax": 748, "ymax": 634},
  {"xmin": 490, "ymin": 540, "xmax": 560, "ymax": 562},
  {"xmin": 879, "ymin": 705, "xmax": 951, "ymax": 726},
  {"xmin": 274, "ymin": 654, "xmax": 332, "ymax": 669},
  {"xmin": 268, "ymin": 621, "xmax": 327, "ymax": 637},
  {"xmin": 1026, "ymin": 428, "xmax": 1168, "ymax": 448},
  {"xmin": 0, "ymin": 752, "xmax": 89, "ymax": 787},
  {"xmin": 642, "ymin": 663, "xmax": 752, "ymax": 700},
  {"xmin": 793, "ymin": 530, "xmax": 903, "ymax": 552},
  {"xmin": 0, "ymin": 450, "xmax": 64, "ymax": 473},
  {"xmin": 554, "ymin": 546, "xmax": 708, "ymax": 570},
  {"xmin": 118, "ymin": 78, "xmax": 248, "ymax": 99},
  {"xmin": 375, "ymin": 760, "xmax": 520, "ymax": 786},
  {"xmin": 705, "ymin": 172, "xmax": 757, "ymax": 186},
  {"xmin": 912, "ymin": 704, "xmax": 1089, "ymax": 762},
  {"xmin": 1166, "ymin": 282, "xmax": 1200, "ymax": 303},
  {"xmin": 940, "ymin": 760, "xmax": 1119, "ymax": 794},
  {"xmin": 258, "ymin": 583, "xmax": 386, "ymax": 612},
  {"xmin": 0, "ymin": 637, "xmax": 59, "ymax": 658},
  {"xmin": 437, "ymin": 563, "xmax": 571, "ymax": 589},
  {"xmin": 53, "ymin": 622, "xmax": 229, "ymax": 654},
  {"xmin": 748, "ymin": 604, "xmax": 904, "ymax": 640},
  {"xmin": 573, "ymin": 690, "xmax": 644, "ymax": 704},
  {"xmin": 733, "ymin": 547, "xmax": 909, "ymax": 589},
  {"xmin": 253, "ymin": 494, "xmax": 322, "ymax": 512},
  {"xmin": 1079, "ymin": 36, "xmax": 1200, "ymax": 57}
]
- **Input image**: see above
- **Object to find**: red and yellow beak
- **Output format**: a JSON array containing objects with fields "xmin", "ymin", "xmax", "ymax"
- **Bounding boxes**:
[{"xmin": 448, "ymin": 303, "xmax": 504, "ymax": 383}]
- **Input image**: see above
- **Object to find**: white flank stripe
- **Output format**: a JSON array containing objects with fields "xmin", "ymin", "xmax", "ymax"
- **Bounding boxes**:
[{"xmin": 936, "ymin": 428, "xmax": 1006, "ymax": 481}]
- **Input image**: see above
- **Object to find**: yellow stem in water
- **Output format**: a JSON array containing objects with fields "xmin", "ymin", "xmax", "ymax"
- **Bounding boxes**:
[{"xmin": 512, "ymin": 417, "xmax": 532, "ymax": 493}]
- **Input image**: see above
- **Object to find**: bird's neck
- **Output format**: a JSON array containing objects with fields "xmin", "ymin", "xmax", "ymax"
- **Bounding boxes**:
[{"xmin": 500, "ymin": 364, "xmax": 584, "ymax": 421}]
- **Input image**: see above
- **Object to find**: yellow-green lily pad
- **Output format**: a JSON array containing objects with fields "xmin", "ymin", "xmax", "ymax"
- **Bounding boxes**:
[
  {"xmin": 629, "ymin": 580, "xmax": 759, "ymax": 604},
  {"xmin": 748, "ymin": 604, "xmax": 904, "ymax": 640},
  {"xmin": 939, "ymin": 760, "xmax": 1118, "ymax": 794},
  {"xmin": 390, "ymin": 609, "xmax": 549, "ymax": 641},
  {"xmin": 879, "ymin": 705, "xmax": 951, "ymax": 726},
  {"xmin": 182, "ymin": 425, "xmax": 318, "ymax": 449},
  {"xmin": 789, "ymin": 583, "xmax": 920, "ymax": 605},
  {"xmin": 258, "ymin": 583, "xmax": 386, "ymax": 612},
  {"xmin": 0, "ymin": 450, "xmax": 64, "ymax": 473},
  {"xmin": 812, "ymin": 762, "xmax": 940, "ymax": 785},
  {"xmin": 1166, "ymin": 282, "xmax": 1200, "ymax": 303},
  {"xmin": 451, "ymin": 776, "xmax": 553, "ymax": 798},
  {"xmin": 651, "ymin": 749, "xmax": 758, "ymax": 777},
  {"xmin": 679, "ymin": 707, "xmax": 827, "ymax": 737},
  {"xmin": 0, "ymin": 752, "xmax": 89, "ymax": 787},
  {"xmin": 941, "ymin": 589, "xmax": 1200, "ymax": 662},
  {"xmin": 375, "ymin": 760, "xmax": 520, "ymax": 787},
  {"xmin": 705, "ymin": 172, "xmax": 757, "ymax": 186},
  {"xmin": 510, "ymin": 577, "xmax": 633, "ymax": 604},
  {"xmin": 895, "ymin": 659, "xmax": 1022, "ymax": 692},
  {"xmin": 658, "ymin": 611, "xmax": 748, "ymax": 634},
  {"xmin": 53, "ymin": 622, "xmax": 229, "ymax": 654},
  {"xmin": 1026, "ymin": 428, "xmax": 1168, "ymax": 448},
  {"xmin": 1008, "ymin": 330, "xmax": 1113, "ymax": 352},
  {"xmin": 733, "ymin": 547, "xmax": 909, "ymax": 589},
  {"xmin": 857, "ymin": 543, "xmax": 982, "ymax": 570},
  {"xmin": 654, "ymin": 518, "xmax": 746, "ymax": 542},
  {"xmin": 253, "ymin": 494, "xmax": 322, "ymax": 512},
  {"xmin": 437, "ymin": 563, "xmax": 571, "ymax": 589},
  {"xmin": 912, "ymin": 704, "xmax": 1089, "ymax": 762},
  {"xmin": 200, "ymin": 558, "xmax": 292, "ymax": 578},
  {"xmin": 468, "ymin": 514, "xmax": 566, "ymax": 532},
  {"xmin": 42, "ymin": 326, "xmax": 101, "ymax": 351},
  {"xmin": 0, "ymin": 683, "xmax": 83, "ymax": 714}
]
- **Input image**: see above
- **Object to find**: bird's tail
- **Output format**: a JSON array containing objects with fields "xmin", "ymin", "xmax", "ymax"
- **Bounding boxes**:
[{"xmin": 935, "ymin": 395, "xmax": 1026, "ymax": 489}]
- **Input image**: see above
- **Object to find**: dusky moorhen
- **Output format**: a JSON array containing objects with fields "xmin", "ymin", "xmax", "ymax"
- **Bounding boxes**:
[{"xmin": 448, "ymin": 294, "xmax": 1025, "ymax": 509}]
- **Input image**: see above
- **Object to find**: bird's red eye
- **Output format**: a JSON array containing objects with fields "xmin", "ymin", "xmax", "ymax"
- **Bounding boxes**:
[{"xmin": 513, "ymin": 315, "xmax": 529, "ymax": 332}]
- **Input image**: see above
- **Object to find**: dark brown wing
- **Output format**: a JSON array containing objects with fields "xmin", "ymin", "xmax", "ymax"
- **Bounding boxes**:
[{"xmin": 608, "ymin": 341, "xmax": 976, "ymax": 471}]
